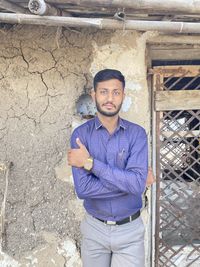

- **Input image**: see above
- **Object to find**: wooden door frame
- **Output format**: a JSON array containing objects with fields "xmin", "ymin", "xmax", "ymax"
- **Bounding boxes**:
[{"xmin": 147, "ymin": 43, "xmax": 200, "ymax": 267}]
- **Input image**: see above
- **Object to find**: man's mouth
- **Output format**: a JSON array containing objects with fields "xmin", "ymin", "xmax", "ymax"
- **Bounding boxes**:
[{"xmin": 103, "ymin": 103, "xmax": 115, "ymax": 109}]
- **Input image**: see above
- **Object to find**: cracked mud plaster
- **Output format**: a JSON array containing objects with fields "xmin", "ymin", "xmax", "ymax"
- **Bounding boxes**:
[
  {"xmin": 0, "ymin": 25, "xmax": 112, "ymax": 266},
  {"xmin": 90, "ymin": 30, "xmax": 150, "ymax": 129}
]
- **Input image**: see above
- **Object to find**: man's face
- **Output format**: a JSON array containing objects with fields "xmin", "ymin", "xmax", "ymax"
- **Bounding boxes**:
[{"xmin": 92, "ymin": 79, "xmax": 125, "ymax": 117}]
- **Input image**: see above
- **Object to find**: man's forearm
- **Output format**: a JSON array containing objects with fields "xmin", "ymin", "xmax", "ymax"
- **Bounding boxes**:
[
  {"xmin": 72, "ymin": 167, "xmax": 127, "ymax": 200},
  {"xmin": 91, "ymin": 159, "xmax": 147, "ymax": 195}
]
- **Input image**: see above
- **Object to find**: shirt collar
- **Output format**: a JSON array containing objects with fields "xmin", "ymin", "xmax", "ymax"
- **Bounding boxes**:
[
  {"xmin": 95, "ymin": 116, "xmax": 126, "ymax": 130},
  {"xmin": 95, "ymin": 116, "xmax": 102, "ymax": 129},
  {"xmin": 118, "ymin": 117, "xmax": 126, "ymax": 130}
]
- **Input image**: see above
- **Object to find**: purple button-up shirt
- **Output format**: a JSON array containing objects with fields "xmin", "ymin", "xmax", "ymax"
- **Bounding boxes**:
[{"xmin": 70, "ymin": 116, "xmax": 148, "ymax": 221}]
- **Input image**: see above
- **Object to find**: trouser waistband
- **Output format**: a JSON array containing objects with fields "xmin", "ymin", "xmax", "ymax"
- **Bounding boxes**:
[{"xmin": 94, "ymin": 210, "xmax": 140, "ymax": 225}]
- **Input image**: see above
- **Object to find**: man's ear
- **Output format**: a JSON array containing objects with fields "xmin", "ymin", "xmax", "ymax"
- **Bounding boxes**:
[
  {"xmin": 123, "ymin": 92, "xmax": 126, "ymax": 101},
  {"xmin": 91, "ymin": 89, "xmax": 95, "ymax": 102}
]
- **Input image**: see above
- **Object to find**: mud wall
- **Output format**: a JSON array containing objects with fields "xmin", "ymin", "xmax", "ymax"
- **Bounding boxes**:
[{"xmin": 0, "ymin": 25, "xmax": 151, "ymax": 266}]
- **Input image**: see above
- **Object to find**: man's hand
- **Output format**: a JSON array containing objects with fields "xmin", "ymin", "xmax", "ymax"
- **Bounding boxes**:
[
  {"xmin": 146, "ymin": 167, "xmax": 156, "ymax": 187},
  {"xmin": 68, "ymin": 138, "xmax": 90, "ymax": 168}
]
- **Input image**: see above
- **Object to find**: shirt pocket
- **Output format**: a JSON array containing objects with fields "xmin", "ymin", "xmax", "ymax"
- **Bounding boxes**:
[{"xmin": 116, "ymin": 149, "xmax": 128, "ymax": 169}]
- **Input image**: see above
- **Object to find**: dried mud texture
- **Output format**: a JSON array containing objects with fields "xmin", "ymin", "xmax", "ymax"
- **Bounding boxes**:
[{"xmin": 0, "ymin": 25, "xmax": 112, "ymax": 264}]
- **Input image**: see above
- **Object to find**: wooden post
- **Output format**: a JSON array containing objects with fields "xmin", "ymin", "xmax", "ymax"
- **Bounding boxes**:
[
  {"xmin": 47, "ymin": 0, "xmax": 200, "ymax": 15},
  {"xmin": 1, "ymin": 13, "xmax": 200, "ymax": 34}
]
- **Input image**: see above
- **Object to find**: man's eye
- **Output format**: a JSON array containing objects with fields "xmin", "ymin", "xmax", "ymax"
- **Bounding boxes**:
[
  {"xmin": 113, "ymin": 91, "xmax": 120, "ymax": 96},
  {"xmin": 100, "ymin": 90, "xmax": 107, "ymax": 95}
]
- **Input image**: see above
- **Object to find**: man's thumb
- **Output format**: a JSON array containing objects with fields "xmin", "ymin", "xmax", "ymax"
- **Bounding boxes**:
[{"xmin": 76, "ymin": 138, "xmax": 83, "ymax": 148}]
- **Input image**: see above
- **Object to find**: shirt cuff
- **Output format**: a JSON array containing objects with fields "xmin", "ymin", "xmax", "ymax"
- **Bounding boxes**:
[{"xmin": 92, "ymin": 158, "xmax": 105, "ymax": 178}]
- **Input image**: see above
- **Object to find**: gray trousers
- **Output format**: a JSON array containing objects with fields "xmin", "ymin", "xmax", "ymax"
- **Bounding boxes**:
[{"xmin": 80, "ymin": 213, "xmax": 145, "ymax": 267}]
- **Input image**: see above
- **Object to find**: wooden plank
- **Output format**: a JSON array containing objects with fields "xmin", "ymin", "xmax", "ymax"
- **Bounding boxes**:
[
  {"xmin": 148, "ymin": 34, "xmax": 200, "ymax": 45},
  {"xmin": 149, "ymin": 48, "xmax": 200, "ymax": 60},
  {"xmin": 150, "ymin": 65, "xmax": 200, "ymax": 77},
  {"xmin": 155, "ymin": 90, "xmax": 200, "ymax": 110},
  {"xmin": 46, "ymin": 1, "xmax": 200, "ymax": 15},
  {"xmin": 162, "ymin": 130, "xmax": 200, "ymax": 138}
]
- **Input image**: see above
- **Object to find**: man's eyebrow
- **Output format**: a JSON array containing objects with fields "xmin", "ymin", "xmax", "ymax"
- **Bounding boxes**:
[{"xmin": 99, "ymin": 88, "xmax": 121, "ymax": 90}]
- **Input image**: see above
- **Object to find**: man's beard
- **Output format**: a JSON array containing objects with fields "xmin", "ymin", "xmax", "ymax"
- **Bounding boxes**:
[{"xmin": 95, "ymin": 99, "xmax": 123, "ymax": 117}]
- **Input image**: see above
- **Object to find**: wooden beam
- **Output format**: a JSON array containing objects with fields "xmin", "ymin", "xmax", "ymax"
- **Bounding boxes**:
[
  {"xmin": 1, "ymin": 13, "xmax": 200, "ymax": 34},
  {"xmin": 148, "ymin": 35, "xmax": 200, "ymax": 45},
  {"xmin": 162, "ymin": 130, "xmax": 200, "ymax": 138},
  {"xmin": 149, "ymin": 47, "xmax": 200, "ymax": 61},
  {"xmin": 150, "ymin": 66, "xmax": 200, "ymax": 77},
  {"xmin": 154, "ymin": 90, "xmax": 200, "ymax": 111},
  {"xmin": 46, "ymin": 0, "xmax": 200, "ymax": 15},
  {"xmin": 0, "ymin": 0, "xmax": 28, "ymax": 14}
]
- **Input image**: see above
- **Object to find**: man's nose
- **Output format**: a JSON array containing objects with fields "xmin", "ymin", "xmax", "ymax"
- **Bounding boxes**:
[{"xmin": 107, "ymin": 92, "xmax": 114, "ymax": 101}]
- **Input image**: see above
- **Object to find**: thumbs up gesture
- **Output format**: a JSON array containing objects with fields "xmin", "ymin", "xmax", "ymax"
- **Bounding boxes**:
[{"xmin": 68, "ymin": 138, "xmax": 90, "ymax": 168}]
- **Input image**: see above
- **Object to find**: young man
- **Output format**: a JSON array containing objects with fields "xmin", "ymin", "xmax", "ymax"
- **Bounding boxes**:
[{"xmin": 68, "ymin": 69, "xmax": 148, "ymax": 267}]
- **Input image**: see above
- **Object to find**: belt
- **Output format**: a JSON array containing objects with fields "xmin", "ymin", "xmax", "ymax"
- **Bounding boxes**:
[{"xmin": 94, "ymin": 210, "xmax": 140, "ymax": 226}]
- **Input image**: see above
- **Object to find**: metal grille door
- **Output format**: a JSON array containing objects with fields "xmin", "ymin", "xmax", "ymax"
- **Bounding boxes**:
[{"xmin": 152, "ymin": 66, "xmax": 200, "ymax": 267}]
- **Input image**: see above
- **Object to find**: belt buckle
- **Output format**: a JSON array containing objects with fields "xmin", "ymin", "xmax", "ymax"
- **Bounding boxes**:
[{"xmin": 105, "ymin": 220, "xmax": 116, "ymax": 225}]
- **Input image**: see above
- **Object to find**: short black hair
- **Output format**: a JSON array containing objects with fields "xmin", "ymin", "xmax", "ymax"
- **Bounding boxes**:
[{"xmin": 93, "ymin": 69, "xmax": 125, "ymax": 91}]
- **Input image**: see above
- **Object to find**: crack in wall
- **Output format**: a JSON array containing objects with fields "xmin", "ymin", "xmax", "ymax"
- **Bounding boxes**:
[
  {"xmin": 0, "ymin": 26, "xmax": 95, "ymax": 264},
  {"xmin": 19, "ymin": 41, "xmax": 29, "ymax": 71}
]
